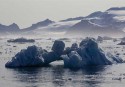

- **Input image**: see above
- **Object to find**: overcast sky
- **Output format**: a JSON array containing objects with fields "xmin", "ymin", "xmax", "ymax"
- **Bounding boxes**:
[{"xmin": 0, "ymin": 0, "xmax": 125, "ymax": 28}]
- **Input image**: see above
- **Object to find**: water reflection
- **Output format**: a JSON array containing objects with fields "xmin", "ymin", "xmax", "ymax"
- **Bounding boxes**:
[
  {"xmin": 10, "ymin": 67, "xmax": 43, "ymax": 87},
  {"xmin": 82, "ymin": 66, "xmax": 107, "ymax": 87},
  {"xmin": 7, "ymin": 64, "xmax": 107, "ymax": 87},
  {"xmin": 51, "ymin": 65, "xmax": 65, "ymax": 87},
  {"xmin": 82, "ymin": 65, "xmax": 106, "ymax": 74}
]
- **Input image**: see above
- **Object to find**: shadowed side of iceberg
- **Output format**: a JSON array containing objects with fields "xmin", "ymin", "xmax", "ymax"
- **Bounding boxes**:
[
  {"xmin": 5, "ymin": 46, "xmax": 45, "ymax": 68},
  {"xmin": 5, "ymin": 40, "xmax": 65, "ymax": 68},
  {"xmin": 5, "ymin": 38, "xmax": 124, "ymax": 68},
  {"xmin": 62, "ymin": 38, "xmax": 124, "ymax": 68}
]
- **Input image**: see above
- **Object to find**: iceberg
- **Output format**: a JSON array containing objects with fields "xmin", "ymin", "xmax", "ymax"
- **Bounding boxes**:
[
  {"xmin": 5, "ymin": 45, "xmax": 45, "ymax": 68},
  {"xmin": 5, "ymin": 40, "xmax": 65, "ymax": 68},
  {"xmin": 5, "ymin": 38, "xmax": 124, "ymax": 68},
  {"xmin": 63, "ymin": 38, "xmax": 124, "ymax": 68}
]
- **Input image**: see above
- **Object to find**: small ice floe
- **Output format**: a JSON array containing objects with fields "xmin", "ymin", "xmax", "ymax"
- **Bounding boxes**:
[
  {"xmin": 58, "ymin": 38, "xmax": 70, "ymax": 41},
  {"xmin": 13, "ymin": 46, "xmax": 17, "ymax": 47},
  {"xmin": 58, "ymin": 38, "xmax": 71, "ymax": 42},
  {"xmin": 97, "ymin": 36, "xmax": 103, "ymax": 43},
  {"xmin": 113, "ymin": 38, "xmax": 118, "ymax": 42},
  {"xmin": 68, "ymin": 77, "xmax": 72, "ymax": 81},
  {"xmin": 7, "ymin": 37, "xmax": 35, "ymax": 43},
  {"xmin": 117, "ymin": 41, "xmax": 125, "ymax": 45},
  {"xmin": 112, "ymin": 77, "xmax": 122, "ymax": 81}
]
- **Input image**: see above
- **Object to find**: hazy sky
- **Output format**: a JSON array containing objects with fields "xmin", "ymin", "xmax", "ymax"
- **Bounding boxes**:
[{"xmin": 0, "ymin": 0, "xmax": 125, "ymax": 28}]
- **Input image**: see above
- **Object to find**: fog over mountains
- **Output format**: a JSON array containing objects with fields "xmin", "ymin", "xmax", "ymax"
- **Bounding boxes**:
[{"xmin": 0, "ymin": 7, "xmax": 125, "ymax": 37}]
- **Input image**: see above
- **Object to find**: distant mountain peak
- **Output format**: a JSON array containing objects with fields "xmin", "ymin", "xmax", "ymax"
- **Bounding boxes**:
[
  {"xmin": 86, "ymin": 11, "xmax": 103, "ymax": 18},
  {"xmin": 8, "ymin": 23, "xmax": 20, "ymax": 29},
  {"xmin": 32, "ymin": 19, "xmax": 54, "ymax": 26},
  {"xmin": 44, "ymin": 19, "xmax": 54, "ymax": 23},
  {"xmin": 23, "ymin": 19, "xmax": 55, "ymax": 31},
  {"xmin": 71, "ymin": 19, "xmax": 94, "ymax": 29},
  {"xmin": 9, "ymin": 23, "xmax": 18, "ymax": 26}
]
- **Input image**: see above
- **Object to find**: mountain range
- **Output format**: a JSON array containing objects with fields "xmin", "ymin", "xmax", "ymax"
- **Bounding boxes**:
[{"xmin": 0, "ymin": 7, "xmax": 125, "ymax": 37}]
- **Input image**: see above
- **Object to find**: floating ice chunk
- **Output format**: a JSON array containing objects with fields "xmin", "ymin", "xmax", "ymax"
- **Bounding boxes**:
[
  {"xmin": 117, "ymin": 41, "xmax": 125, "ymax": 45},
  {"xmin": 5, "ymin": 40, "xmax": 65, "ymax": 68},
  {"xmin": 97, "ymin": 36, "xmax": 103, "ymax": 43},
  {"xmin": 63, "ymin": 38, "xmax": 124, "ymax": 68},
  {"xmin": 5, "ymin": 45, "xmax": 45, "ymax": 68},
  {"xmin": 7, "ymin": 37, "xmax": 35, "ymax": 43},
  {"xmin": 5, "ymin": 38, "xmax": 124, "ymax": 68}
]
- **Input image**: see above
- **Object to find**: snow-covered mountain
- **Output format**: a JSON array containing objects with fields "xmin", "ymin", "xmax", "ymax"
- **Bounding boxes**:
[
  {"xmin": 66, "ymin": 7, "xmax": 125, "ymax": 37},
  {"xmin": 0, "ymin": 23, "xmax": 20, "ymax": 35},
  {"xmin": 31, "ymin": 7, "xmax": 125, "ymax": 37},
  {"xmin": 0, "ymin": 7, "xmax": 125, "ymax": 37},
  {"xmin": 22, "ymin": 19, "xmax": 54, "ymax": 31},
  {"xmin": 0, "ymin": 23, "xmax": 19, "ymax": 31},
  {"xmin": 0, "ymin": 19, "xmax": 55, "ymax": 36}
]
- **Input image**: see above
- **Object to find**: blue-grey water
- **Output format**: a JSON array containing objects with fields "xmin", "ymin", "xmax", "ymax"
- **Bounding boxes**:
[{"xmin": 1, "ymin": 38, "xmax": 125, "ymax": 87}]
